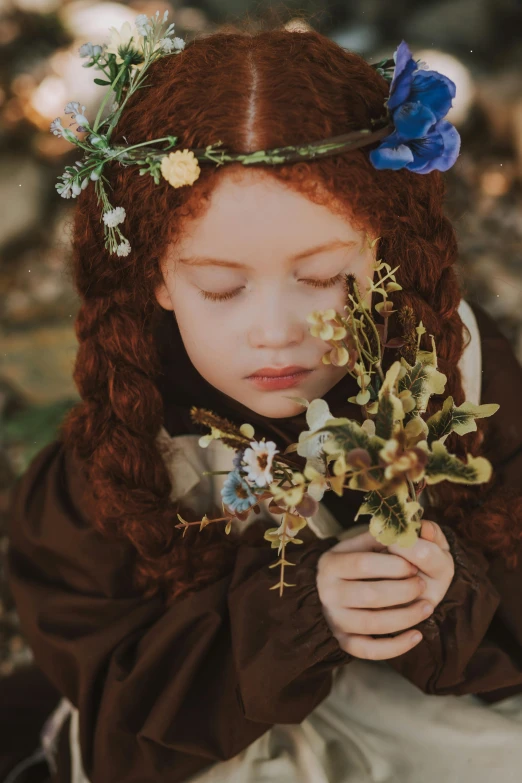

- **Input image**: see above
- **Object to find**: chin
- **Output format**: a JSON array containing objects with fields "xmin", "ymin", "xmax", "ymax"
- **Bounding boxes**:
[{"xmin": 246, "ymin": 395, "xmax": 308, "ymax": 419}]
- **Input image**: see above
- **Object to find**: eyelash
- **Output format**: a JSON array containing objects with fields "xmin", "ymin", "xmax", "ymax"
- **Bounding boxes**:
[{"xmin": 198, "ymin": 272, "xmax": 346, "ymax": 302}]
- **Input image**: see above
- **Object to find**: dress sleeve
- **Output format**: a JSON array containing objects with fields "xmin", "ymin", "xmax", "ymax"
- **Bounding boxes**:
[
  {"xmin": 387, "ymin": 303, "xmax": 522, "ymax": 699},
  {"xmin": 6, "ymin": 438, "xmax": 351, "ymax": 783}
]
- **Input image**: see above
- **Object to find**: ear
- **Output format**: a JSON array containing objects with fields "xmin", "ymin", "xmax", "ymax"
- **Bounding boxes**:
[{"xmin": 154, "ymin": 280, "xmax": 174, "ymax": 311}]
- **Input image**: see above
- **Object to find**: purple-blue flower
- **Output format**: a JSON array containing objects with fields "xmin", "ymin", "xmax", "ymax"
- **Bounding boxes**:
[
  {"xmin": 232, "ymin": 449, "xmax": 245, "ymax": 470},
  {"xmin": 221, "ymin": 470, "xmax": 258, "ymax": 513},
  {"xmin": 370, "ymin": 40, "xmax": 461, "ymax": 174}
]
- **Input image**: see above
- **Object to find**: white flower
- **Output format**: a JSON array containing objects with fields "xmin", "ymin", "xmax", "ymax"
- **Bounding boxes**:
[
  {"xmin": 56, "ymin": 180, "xmax": 73, "ymax": 199},
  {"xmin": 159, "ymin": 37, "xmax": 174, "ymax": 53},
  {"xmin": 63, "ymin": 101, "xmax": 89, "ymax": 130},
  {"xmin": 64, "ymin": 101, "xmax": 83, "ymax": 116},
  {"xmin": 50, "ymin": 117, "xmax": 82, "ymax": 143},
  {"xmin": 102, "ymin": 206, "xmax": 126, "ymax": 228},
  {"xmin": 242, "ymin": 440, "xmax": 279, "ymax": 487},
  {"xmin": 116, "ymin": 239, "xmax": 131, "ymax": 257},
  {"xmin": 296, "ymin": 398, "xmax": 336, "ymax": 472},
  {"xmin": 50, "ymin": 118, "xmax": 65, "ymax": 137},
  {"xmin": 79, "ymin": 42, "xmax": 94, "ymax": 57},
  {"xmin": 172, "ymin": 36, "xmax": 185, "ymax": 50},
  {"xmin": 106, "ymin": 22, "xmax": 145, "ymax": 66},
  {"xmin": 135, "ymin": 14, "xmax": 152, "ymax": 37}
]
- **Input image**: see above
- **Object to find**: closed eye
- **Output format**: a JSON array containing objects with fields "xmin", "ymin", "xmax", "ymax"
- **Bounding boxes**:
[{"xmin": 197, "ymin": 272, "xmax": 346, "ymax": 302}]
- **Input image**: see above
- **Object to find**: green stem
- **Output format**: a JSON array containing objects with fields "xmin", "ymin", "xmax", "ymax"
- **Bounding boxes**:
[
  {"xmin": 92, "ymin": 63, "xmax": 129, "ymax": 133},
  {"xmin": 104, "ymin": 57, "xmax": 157, "ymax": 139}
]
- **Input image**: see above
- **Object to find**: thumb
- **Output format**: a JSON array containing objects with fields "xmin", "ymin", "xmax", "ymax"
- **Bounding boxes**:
[{"xmin": 420, "ymin": 519, "xmax": 450, "ymax": 551}]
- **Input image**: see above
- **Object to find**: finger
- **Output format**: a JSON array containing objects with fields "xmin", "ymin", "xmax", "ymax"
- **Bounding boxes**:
[
  {"xmin": 386, "ymin": 537, "xmax": 449, "ymax": 579},
  {"xmin": 330, "ymin": 531, "xmax": 388, "ymax": 554},
  {"xmin": 332, "ymin": 551, "xmax": 419, "ymax": 580},
  {"xmin": 338, "ymin": 629, "xmax": 423, "ymax": 660},
  {"xmin": 332, "ymin": 599, "xmax": 433, "ymax": 635},
  {"xmin": 420, "ymin": 520, "xmax": 450, "ymax": 551},
  {"xmin": 338, "ymin": 576, "xmax": 426, "ymax": 609}
]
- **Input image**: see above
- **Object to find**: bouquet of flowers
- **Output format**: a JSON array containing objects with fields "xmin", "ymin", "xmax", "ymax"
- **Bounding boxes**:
[{"xmin": 178, "ymin": 240, "xmax": 499, "ymax": 596}]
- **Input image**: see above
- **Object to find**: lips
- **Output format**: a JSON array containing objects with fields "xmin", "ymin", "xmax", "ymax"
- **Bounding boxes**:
[{"xmin": 247, "ymin": 365, "xmax": 310, "ymax": 378}]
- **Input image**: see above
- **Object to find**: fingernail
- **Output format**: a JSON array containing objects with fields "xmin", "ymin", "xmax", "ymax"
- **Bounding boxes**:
[{"xmin": 422, "ymin": 602, "xmax": 433, "ymax": 615}]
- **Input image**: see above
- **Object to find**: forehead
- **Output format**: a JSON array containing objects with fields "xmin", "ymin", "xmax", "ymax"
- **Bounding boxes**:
[{"xmin": 171, "ymin": 168, "xmax": 360, "ymax": 263}]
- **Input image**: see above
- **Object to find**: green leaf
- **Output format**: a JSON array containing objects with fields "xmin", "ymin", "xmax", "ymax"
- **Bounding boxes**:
[
  {"xmin": 425, "ymin": 440, "xmax": 493, "ymax": 485},
  {"xmin": 375, "ymin": 361, "xmax": 404, "ymax": 439},
  {"xmin": 451, "ymin": 400, "xmax": 499, "ymax": 436},
  {"xmin": 356, "ymin": 483, "xmax": 422, "ymax": 547},
  {"xmin": 426, "ymin": 397, "xmax": 499, "ymax": 443},
  {"xmin": 318, "ymin": 417, "xmax": 385, "ymax": 463},
  {"xmin": 94, "ymin": 78, "xmax": 112, "ymax": 86},
  {"xmin": 398, "ymin": 358, "xmax": 446, "ymax": 415}
]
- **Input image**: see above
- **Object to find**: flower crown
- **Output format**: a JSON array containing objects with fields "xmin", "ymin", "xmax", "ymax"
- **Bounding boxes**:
[{"xmin": 51, "ymin": 10, "xmax": 461, "ymax": 258}]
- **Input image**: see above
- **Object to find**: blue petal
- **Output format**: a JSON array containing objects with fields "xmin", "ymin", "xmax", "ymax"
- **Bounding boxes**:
[
  {"xmin": 404, "ymin": 132, "xmax": 445, "ymax": 172},
  {"xmin": 408, "ymin": 120, "xmax": 461, "ymax": 173},
  {"xmin": 369, "ymin": 134, "xmax": 414, "ymax": 170},
  {"xmin": 392, "ymin": 101, "xmax": 437, "ymax": 140},
  {"xmin": 387, "ymin": 48, "xmax": 417, "ymax": 112},
  {"xmin": 409, "ymin": 70, "xmax": 456, "ymax": 121},
  {"xmin": 389, "ymin": 40, "xmax": 414, "ymax": 93}
]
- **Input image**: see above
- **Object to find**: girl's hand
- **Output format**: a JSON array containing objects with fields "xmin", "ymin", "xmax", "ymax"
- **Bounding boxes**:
[
  {"xmin": 387, "ymin": 519, "xmax": 455, "ymax": 613},
  {"xmin": 316, "ymin": 530, "xmax": 435, "ymax": 660}
]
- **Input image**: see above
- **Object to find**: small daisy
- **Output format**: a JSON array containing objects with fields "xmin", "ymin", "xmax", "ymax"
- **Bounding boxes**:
[
  {"xmin": 221, "ymin": 470, "xmax": 258, "ymax": 513},
  {"xmin": 242, "ymin": 440, "xmax": 279, "ymax": 487}
]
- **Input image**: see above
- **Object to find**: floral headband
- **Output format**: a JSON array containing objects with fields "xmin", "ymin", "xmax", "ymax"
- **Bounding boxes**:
[{"xmin": 51, "ymin": 10, "xmax": 461, "ymax": 258}]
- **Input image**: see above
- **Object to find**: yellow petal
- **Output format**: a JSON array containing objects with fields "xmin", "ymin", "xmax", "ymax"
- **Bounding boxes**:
[{"xmin": 240, "ymin": 423, "xmax": 255, "ymax": 439}]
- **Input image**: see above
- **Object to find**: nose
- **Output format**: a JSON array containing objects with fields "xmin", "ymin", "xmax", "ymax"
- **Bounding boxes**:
[{"xmin": 247, "ymin": 286, "xmax": 305, "ymax": 349}]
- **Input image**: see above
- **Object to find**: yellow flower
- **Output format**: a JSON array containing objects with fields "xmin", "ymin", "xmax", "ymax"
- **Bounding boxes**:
[
  {"xmin": 161, "ymin": 149, "xmax": 201, "ymax": 188},
  {"xmin": 269, "ymin": 472, "xmax": 306, "ymax": 508},
  {"xmin": 198, "ymin": 426, "xmax": 224, "ymax": 448},
  {"xmin": 306, "ymin": 308, "xmax": 344, "ymax": 340}
]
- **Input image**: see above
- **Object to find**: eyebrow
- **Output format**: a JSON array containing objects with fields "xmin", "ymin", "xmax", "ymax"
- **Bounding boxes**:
[{"xmin": 177, "ymin": 239, "xmax": 359, "ymax": 268}]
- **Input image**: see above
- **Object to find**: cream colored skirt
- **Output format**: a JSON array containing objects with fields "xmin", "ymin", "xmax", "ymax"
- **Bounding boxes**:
[
  {"xmin": 43, "ymin": 657, "xmax": 522, "ymax": 783},
  {"xmin": 186, "ymin": 659, "xmax": 522, "ymax": 783}
]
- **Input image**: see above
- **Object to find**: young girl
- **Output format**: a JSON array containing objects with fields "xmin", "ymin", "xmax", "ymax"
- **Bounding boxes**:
[{"xmin": 6, "ymin": 18, "xmax": 522, "ymax": 783}]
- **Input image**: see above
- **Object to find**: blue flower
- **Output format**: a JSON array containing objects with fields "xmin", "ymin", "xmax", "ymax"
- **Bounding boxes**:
[
  {"xmin": 221, "ymin": 470, "xmax": 258, "ymax": 513},
  {"xmin": 232, "ymin": 449, "xmax": 245, "ymax": 470},
  {"xmin": 370, "ymin": 40, "xmax": 460, "ymax": 174}
]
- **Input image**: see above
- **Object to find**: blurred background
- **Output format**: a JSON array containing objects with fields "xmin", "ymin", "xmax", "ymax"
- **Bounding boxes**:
[{"xmin": 0, "ymin": 0, "xmax": 521, "ymax": 682}]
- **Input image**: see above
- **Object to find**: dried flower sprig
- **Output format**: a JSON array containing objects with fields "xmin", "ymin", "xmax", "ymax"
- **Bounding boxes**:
[
  {"xmin": 51, "ymin": 10, "xmax": 187, "ymax": 256},
  {"xmin": 186, "ymin": 243, "xmax": 499, "ymax": 595}
]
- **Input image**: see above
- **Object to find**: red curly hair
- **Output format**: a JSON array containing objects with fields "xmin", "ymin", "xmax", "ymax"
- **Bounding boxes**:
[{"xmin": 59, "ymin": 22, "xmax": 521, "ymax": 605}]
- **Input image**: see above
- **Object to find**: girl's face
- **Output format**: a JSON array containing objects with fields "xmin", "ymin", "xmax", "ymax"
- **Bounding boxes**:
[{"xmin": 155, "ymin": 169, "xmax": 376, "ymax": 419}]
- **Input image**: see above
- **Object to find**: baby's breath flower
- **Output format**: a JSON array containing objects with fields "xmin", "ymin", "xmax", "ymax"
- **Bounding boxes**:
[
  {"xmin": 102, "ymin": 206, "xmax": 126, "ymax": 228},
  {"xmin": 159, "ymin": 37, "xmax": 175, "ymax": 53},
  {"xmin": 116, "ymin": 239, "xmax": 131, "ymax": 257},
  {"xmin": 135, "ymin": 14, "xmax": 153, "ymax": 37},
  {"xmin": 160, "ymin": 149, "xmax": 200, "ymax": 188}
]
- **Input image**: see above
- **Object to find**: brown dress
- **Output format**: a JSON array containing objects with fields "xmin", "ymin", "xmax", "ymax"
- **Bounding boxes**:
[{"xmin": 5, "ymin": 300, "xmax": 522, "ymax": 783}]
